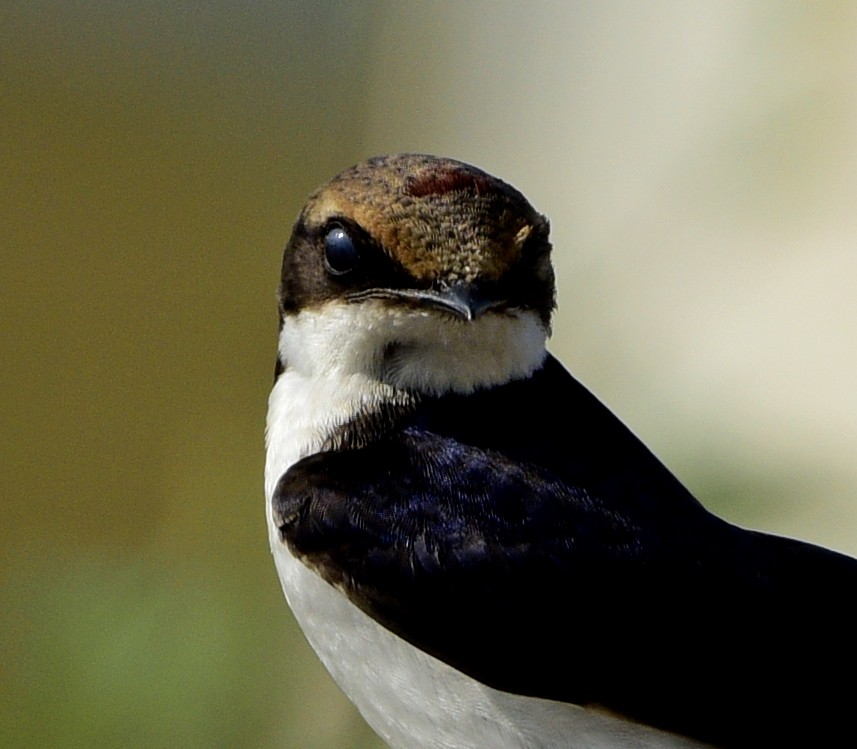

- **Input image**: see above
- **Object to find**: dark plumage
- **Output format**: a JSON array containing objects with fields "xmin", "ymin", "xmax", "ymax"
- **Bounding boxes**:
[{"xmin": 274, "ymin": 353, "xmax": 857, "ymax": 747}]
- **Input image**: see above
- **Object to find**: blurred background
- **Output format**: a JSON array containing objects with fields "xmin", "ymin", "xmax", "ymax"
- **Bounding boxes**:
[{"xmin": 3, "ymin": 2, "xmax": 856, "ymax": 747}]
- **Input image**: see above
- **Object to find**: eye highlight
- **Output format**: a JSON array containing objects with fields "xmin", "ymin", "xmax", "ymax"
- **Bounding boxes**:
[{"xmin": 323, "ymin": 226, "xmax": 360, "ymax": 275}]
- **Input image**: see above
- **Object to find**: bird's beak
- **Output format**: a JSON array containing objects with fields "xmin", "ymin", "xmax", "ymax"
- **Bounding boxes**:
[{"xmin": 347, "ymin": 284, "xmax": 502, "ymax": 321}]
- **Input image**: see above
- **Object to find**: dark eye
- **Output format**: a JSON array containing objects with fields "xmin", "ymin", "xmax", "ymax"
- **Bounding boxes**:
[{"xmin": 323, "ymin": 226, "xmax": 360, "ymax": 275}]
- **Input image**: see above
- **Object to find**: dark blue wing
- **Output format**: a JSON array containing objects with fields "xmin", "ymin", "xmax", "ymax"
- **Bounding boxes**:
[{"xmin": 273, "ymin": 355, "xmax": 857, "ymax": 748}]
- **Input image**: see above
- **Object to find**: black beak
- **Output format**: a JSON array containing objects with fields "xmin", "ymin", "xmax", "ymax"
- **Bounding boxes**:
[{"xmin": 347, "ymin": 283, "xmax": 502, "ymax": 321}]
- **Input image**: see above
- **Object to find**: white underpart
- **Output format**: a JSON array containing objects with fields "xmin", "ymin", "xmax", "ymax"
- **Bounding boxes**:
[{"xmin": 265, "ymin": 299, "xmax": 708, "ymax": 749}]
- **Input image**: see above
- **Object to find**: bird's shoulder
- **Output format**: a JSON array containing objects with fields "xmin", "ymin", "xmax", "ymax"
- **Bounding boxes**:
[{"xmin": 273, "ymin": 355, "xmax": 713, "ymax": 709}]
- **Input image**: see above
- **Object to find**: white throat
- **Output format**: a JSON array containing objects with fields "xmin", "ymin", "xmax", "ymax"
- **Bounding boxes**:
[
  {"xmin": 277, "ymin": 298, "xmax": 547, "ymax": 393},
  {"xmin": 266, "ymin": 297, "xmax": 547, "ymax": 498},
  {"xmin": 265, "ymin": 298, "xmax": 548, "ymax": 499}
]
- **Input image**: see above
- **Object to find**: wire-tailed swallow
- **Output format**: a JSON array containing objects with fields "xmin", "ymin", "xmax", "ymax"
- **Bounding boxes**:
[{"xmin": 265, "ymin": 154, "xmax": 857, "ymax": 749}]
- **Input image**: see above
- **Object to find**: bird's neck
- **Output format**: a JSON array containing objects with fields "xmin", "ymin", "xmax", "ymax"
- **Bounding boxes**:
[{"xmin": 266, "ymin": 300, "xmax": 549, "ymax": 502}]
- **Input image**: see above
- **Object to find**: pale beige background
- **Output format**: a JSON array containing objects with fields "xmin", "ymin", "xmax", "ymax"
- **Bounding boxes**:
[{"xmin": 3, "ymin": 3, "xmax": 856, "ymax": 748}]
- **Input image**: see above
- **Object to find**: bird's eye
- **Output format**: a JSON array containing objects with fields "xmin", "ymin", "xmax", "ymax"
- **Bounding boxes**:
[{"xmin": 323, "ymin": 226, "xmax": 360, "ymax": 275}]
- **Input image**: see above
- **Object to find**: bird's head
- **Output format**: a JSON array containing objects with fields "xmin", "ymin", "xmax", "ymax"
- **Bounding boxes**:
[{"xmin": 276, "ymin": 154, "xmax": 555, "ymax": 396}]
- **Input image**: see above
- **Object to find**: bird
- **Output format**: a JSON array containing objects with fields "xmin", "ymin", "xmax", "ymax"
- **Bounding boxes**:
[{"xmin": 264, "ymin": 153, "xmax": 857, "ymax": 749}]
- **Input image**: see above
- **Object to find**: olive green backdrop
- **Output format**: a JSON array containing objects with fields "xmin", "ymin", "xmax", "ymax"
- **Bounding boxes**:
[{"xmin": 3, "ymin": 3, "xmax": 856, "ymax": 748}]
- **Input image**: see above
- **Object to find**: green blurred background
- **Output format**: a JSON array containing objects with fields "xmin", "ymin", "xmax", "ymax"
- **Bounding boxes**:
[{"xmin": 3, "ymin": 3, "xmax": 856, "ymax": 748}]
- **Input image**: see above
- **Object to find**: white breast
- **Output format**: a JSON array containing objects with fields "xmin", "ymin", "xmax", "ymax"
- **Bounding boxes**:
[{"xmin": 264, "ymin": 369, "xmax": 708, "ymax": 749}]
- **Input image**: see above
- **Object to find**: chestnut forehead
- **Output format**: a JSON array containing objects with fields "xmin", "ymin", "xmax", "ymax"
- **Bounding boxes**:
[{"xmin": 302, "ymin": 157, "xmax": 544, "ymax": 283}]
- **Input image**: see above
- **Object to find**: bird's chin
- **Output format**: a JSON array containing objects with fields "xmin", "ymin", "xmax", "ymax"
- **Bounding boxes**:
[
  {"xmin": 278, "ymin": 298, "xmax": 548, "ymax": 397},
  {"xmin": 371, "ymin": 306, "xmax": 549, "ymax": 396}
]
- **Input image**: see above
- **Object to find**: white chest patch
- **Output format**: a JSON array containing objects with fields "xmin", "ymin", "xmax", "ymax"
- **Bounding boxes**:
[{"xmin": 264, "ymin": 302, "xmax": 709, "ymax": 748}]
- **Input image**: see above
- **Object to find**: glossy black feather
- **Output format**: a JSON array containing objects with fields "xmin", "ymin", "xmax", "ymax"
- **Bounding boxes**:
[{"xmin": 273, "ymin": 354, "xmax": 857, "ymax": 748}]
